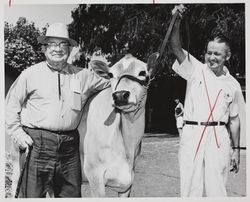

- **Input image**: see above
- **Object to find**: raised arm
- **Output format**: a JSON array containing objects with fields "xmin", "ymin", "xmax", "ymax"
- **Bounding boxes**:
[{"xmin": 170, "ymin": 5, "xmax": 186, "ymax": 64}]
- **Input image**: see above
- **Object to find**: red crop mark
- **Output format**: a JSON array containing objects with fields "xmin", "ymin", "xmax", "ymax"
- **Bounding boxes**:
[
  {"xmin": 193, "ymin": 89, "xmax": 222, "ymax": 161},
  {"xmin": 9, "ymin": 0, "xmax": 12, "ymax": 7},
  {"xmin": 202, "ymin": 70, "xmax": 220, "ymax": 148},
  {"xmin": 193, "ymin": 70, "xmax": 223, "ymax": 161}
]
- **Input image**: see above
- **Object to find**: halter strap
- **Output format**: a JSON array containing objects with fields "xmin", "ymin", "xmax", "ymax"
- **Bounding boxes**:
[{"xmin": 115, "ymin": 74, "xmax": 149, "ymax": 90}]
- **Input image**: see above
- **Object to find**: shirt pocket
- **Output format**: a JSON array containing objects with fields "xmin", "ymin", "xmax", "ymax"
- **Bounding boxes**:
[
  {"xmin": 223, "ymin": 91, "xmax": 233, "ymax": 103},
  {"xmin": 219, "ymin": 89, "xmax": 233, "ymax": 113}
]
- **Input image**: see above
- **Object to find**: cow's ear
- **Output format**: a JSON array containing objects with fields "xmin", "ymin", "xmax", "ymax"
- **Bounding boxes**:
[
  {"xmin": 147, "ymin": 52, "xmax": 159, "ymax": 78},
  {"xmin": 90, "ymin": 60, "xmax": 110, "ymax": 79}
]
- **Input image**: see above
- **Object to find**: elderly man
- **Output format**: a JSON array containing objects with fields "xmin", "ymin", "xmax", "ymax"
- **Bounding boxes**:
[
  {"xmin": 5, "ymin": 22, "xmax": 110, "ymax": 198},
  {"xmin": 170, "ymin": 5, "xmax": 245, "ymax": 197}
]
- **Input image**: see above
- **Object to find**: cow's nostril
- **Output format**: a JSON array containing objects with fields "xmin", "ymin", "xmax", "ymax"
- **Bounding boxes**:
[
  {"xmin": 112, "ymin": 93, "xmax": 118, "ymax": 101},
  {"xmin": 112, "ymin": 91, "xmax": 130, "ymax": 106},
  {"xmin": 123, "ymin": 91, "xmax": 130, "ymax": 100}
]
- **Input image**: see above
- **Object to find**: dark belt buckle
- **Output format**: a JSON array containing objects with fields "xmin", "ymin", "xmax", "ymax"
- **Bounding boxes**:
[
  {"xmin": 201, "ymin": 122, "xmax": 220, "ymax": 126},
  {"xmin": 203, "ymin": 122, "xmax": 213, "ymax": 126}
]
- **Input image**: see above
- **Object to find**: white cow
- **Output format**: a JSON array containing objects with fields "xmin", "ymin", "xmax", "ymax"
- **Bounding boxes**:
[{"xmin": 78, "ymin": 53, "xmax": 158, "ymax": 197}]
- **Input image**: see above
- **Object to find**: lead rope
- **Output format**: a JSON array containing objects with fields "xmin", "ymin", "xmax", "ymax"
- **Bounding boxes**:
[
  {"xmin": 149, "ymin": 8, "xmax": 191, "ymax": 82},
  {"xmin": 193, "ymin": 74, "xmax": 222, "ymax": 161},
  {"xmin": 185, "ymin": 16, "xmax": 190, "ymax": 61},
  {"xmin": 149, "ymin": 11, "xmax": 179, "ymax": 82}
]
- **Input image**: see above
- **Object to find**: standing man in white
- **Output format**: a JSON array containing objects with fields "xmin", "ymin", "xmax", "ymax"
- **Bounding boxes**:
[{"xmin": 170, "ymin": 5, "xmax": 245, "ymax": 197}]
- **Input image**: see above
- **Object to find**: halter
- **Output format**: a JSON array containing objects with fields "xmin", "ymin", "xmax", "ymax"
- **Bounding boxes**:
[
  {"xmin": 114, "ymin": 74, "xmax": 149, "ymax": 90},
  {"xmin": 113, "ymin": 73, "xmax": 151, "ymax": 123}
]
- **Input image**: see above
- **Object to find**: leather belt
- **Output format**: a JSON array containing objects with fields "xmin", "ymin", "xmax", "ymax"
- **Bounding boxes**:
[
  {"xmin": 184, "ymin": 120, "xmax": 226, "ymax": 126},
  {"xmin": 23, "ymin": 126, "xmax": 76, "ymax": 134}
]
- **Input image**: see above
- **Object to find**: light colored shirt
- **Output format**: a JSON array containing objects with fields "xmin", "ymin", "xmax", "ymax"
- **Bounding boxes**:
[
  {"xmin": 5, "ymin": 61, "xmax": 110, "ymax": 139},
  {"xmin": 175, "ymin": 102, "xmax": 184, "ymax": 117},
  {"xmin": 172, "ymin": 52, "xmax": 243, "ymax": 124}
]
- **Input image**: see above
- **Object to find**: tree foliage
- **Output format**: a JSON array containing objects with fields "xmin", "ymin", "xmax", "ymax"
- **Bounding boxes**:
[
  {"xmin": 4, "ymin": 17, "xmax": 45, "ymax": 73},
  {"xmin": 69, "ymin": 4, "xmax": 245, "ymax": 77}
]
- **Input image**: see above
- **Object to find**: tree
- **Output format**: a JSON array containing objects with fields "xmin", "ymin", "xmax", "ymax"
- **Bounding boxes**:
[
  {"xmin": 69, "ymin": 4, "xmax": 173, "ymax": 68},
  {"xmin": 69, "ymin": 4, "xmax": 245, "ymax": 77},
  {"xmin": 4, "ymin": 17, "xmax": 45, "ymax": 73}
]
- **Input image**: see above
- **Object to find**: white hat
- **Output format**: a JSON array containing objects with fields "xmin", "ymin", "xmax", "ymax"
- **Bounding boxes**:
[{"xmin": 37, "ymin": 23, "xmax": 77, "ymax": 46}]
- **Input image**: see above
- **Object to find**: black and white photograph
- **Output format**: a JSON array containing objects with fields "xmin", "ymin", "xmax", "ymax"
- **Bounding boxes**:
[{"xmin": 2, "ymin": 0, "xmax": 248, "ymax": 200}]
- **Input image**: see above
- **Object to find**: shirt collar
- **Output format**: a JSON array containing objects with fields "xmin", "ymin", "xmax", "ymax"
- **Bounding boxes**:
[
  {"xmin": 218, "ymin": 66, "xmax": 230, "ymax": 79},
  {"xmin": 46, "ymin": 61, "xmax": 70, "ymax": 74},
  {"xmin": 205, "ymin": 64, "xmax": 230, "ymax": 79},
  {"xmin": 222, "ymin": 66, "xmax": 230, "ymax": 76}
]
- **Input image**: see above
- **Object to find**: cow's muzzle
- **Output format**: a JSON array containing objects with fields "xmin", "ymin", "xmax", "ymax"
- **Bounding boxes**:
[{"xmin": 112, "ymin": 90, "xmax": 130, "ymax": 106}]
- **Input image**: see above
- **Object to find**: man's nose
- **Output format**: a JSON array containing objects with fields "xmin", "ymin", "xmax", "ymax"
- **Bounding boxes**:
[
  {"xmin": 54, "ymin": 45, "xmax": 62, "ymax": 51},
  {"xmin": 209, "ymin": 54, "xmax": 216, "ymax": 60}
]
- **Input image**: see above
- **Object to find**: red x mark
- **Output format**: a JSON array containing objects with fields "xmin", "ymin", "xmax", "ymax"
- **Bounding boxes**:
[{"xmin": 193, "ymin": 71, "xmax": 222, "ymax": 161}]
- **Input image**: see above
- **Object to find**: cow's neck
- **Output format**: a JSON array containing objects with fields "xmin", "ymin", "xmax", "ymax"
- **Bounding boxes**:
[
  {"xmin": 123, "ymin": 93, "xmax": 147, "ymax": 123},
  {"xmin": 120, "ymin": 107, "xmax": 145, "ymax": 167}
]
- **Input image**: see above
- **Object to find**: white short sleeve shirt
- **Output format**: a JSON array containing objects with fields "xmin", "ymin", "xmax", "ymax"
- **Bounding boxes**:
[{"xmin": 172, "ymin": 52, "xmax": 242, "ymax": 123}]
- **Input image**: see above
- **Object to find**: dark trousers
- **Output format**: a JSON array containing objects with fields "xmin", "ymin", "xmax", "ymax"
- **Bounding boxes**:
[{"xmin": 19, "ymin": 127, "xmax": 82, "ymax": 198}]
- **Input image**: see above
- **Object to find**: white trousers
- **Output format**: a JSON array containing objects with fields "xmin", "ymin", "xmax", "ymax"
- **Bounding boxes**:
[
  {"xmin": 178, "ymin": 125, "xmax": 231, "ymax": 197},
  {"xmin": 176, "ymin": 116, "xmax": 184, "ymax": 129}
]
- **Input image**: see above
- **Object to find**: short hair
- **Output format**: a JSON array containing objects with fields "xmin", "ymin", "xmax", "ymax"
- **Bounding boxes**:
[{"xmin": 207, "ymin": 34, "xmax": 231, "ymax": 53}]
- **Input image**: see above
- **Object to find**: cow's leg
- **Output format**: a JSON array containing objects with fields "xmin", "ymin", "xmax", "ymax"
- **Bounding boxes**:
[
  {"xmin": 88, "ymin": 179, "xmax": 105, "ymax": 197},
  {"xmin": 86, "ymin": 171, "xmax": 106, "ymax": 197},
  {"xmin": 118, "ymin": 185, "xmax": 132, "ymax": 197}
]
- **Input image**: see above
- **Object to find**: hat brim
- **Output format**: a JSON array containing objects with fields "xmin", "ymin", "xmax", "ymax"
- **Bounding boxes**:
[{"xmin": 37, "ymin": 36, "xmax": 77, "ymax": 47}]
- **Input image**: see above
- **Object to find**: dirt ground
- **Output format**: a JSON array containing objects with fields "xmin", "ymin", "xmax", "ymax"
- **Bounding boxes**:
[{"xmin": 81, "ymin": 134, "xmax": 246, "ymax": 197}]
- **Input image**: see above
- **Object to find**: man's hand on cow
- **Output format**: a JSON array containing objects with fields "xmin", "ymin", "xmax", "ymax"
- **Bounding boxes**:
[
  {"xmin": 171, "ymin": 4, "xmax": 187, "ymax": 19},
  {"xmin": 230, "ymin": 149, "xmax": 240, "ymax": 173},
  {"xmin": 13, "ymin": 133, "xmax": 33, "ymax": 152}
]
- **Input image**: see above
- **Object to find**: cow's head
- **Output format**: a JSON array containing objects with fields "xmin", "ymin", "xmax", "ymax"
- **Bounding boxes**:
[{"xmin": 108, "ymin": 53, "xmax": 158, "ymax": 113}]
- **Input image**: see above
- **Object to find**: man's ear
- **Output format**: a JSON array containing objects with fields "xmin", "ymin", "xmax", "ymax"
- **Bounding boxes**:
[
  {"xmin": 41, "ymin": 45, "xmax": 46, "ymax": 53},
  {"xmin": 69, "ymin": 46, "xmax": 73, "ymax": 54},
  {"xmin": 226, "ymin": 50, "xmax": 231, "ymax": 61}
]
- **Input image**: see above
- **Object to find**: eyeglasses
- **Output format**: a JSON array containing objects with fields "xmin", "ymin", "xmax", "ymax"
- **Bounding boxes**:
[{"xmin": 46, "ymin": 42, "xmax": 69, "ymax": 49}]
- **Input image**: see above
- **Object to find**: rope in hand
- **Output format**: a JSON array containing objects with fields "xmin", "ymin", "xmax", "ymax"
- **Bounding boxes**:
[{"xmin": 150, "ymin": 5, "xmax": 190, "ymax": 82}]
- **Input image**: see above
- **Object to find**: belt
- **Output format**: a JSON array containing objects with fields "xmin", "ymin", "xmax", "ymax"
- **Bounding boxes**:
[
  {"xmin": 23, "ymin": 126, "xmax": 77, "ymax": 134},
  {"xmin": 184, "ymin": 121, "xmax": 226, "ymax": 126}
]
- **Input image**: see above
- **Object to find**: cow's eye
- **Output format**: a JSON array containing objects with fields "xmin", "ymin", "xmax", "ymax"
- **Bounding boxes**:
[
  {"xmin": 108, "ymin": 72, "xmax": 113, "ymax": 78},
  {"xmin": 139, "ymin": 71, "xmax": 146, "ymax": 77}
]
